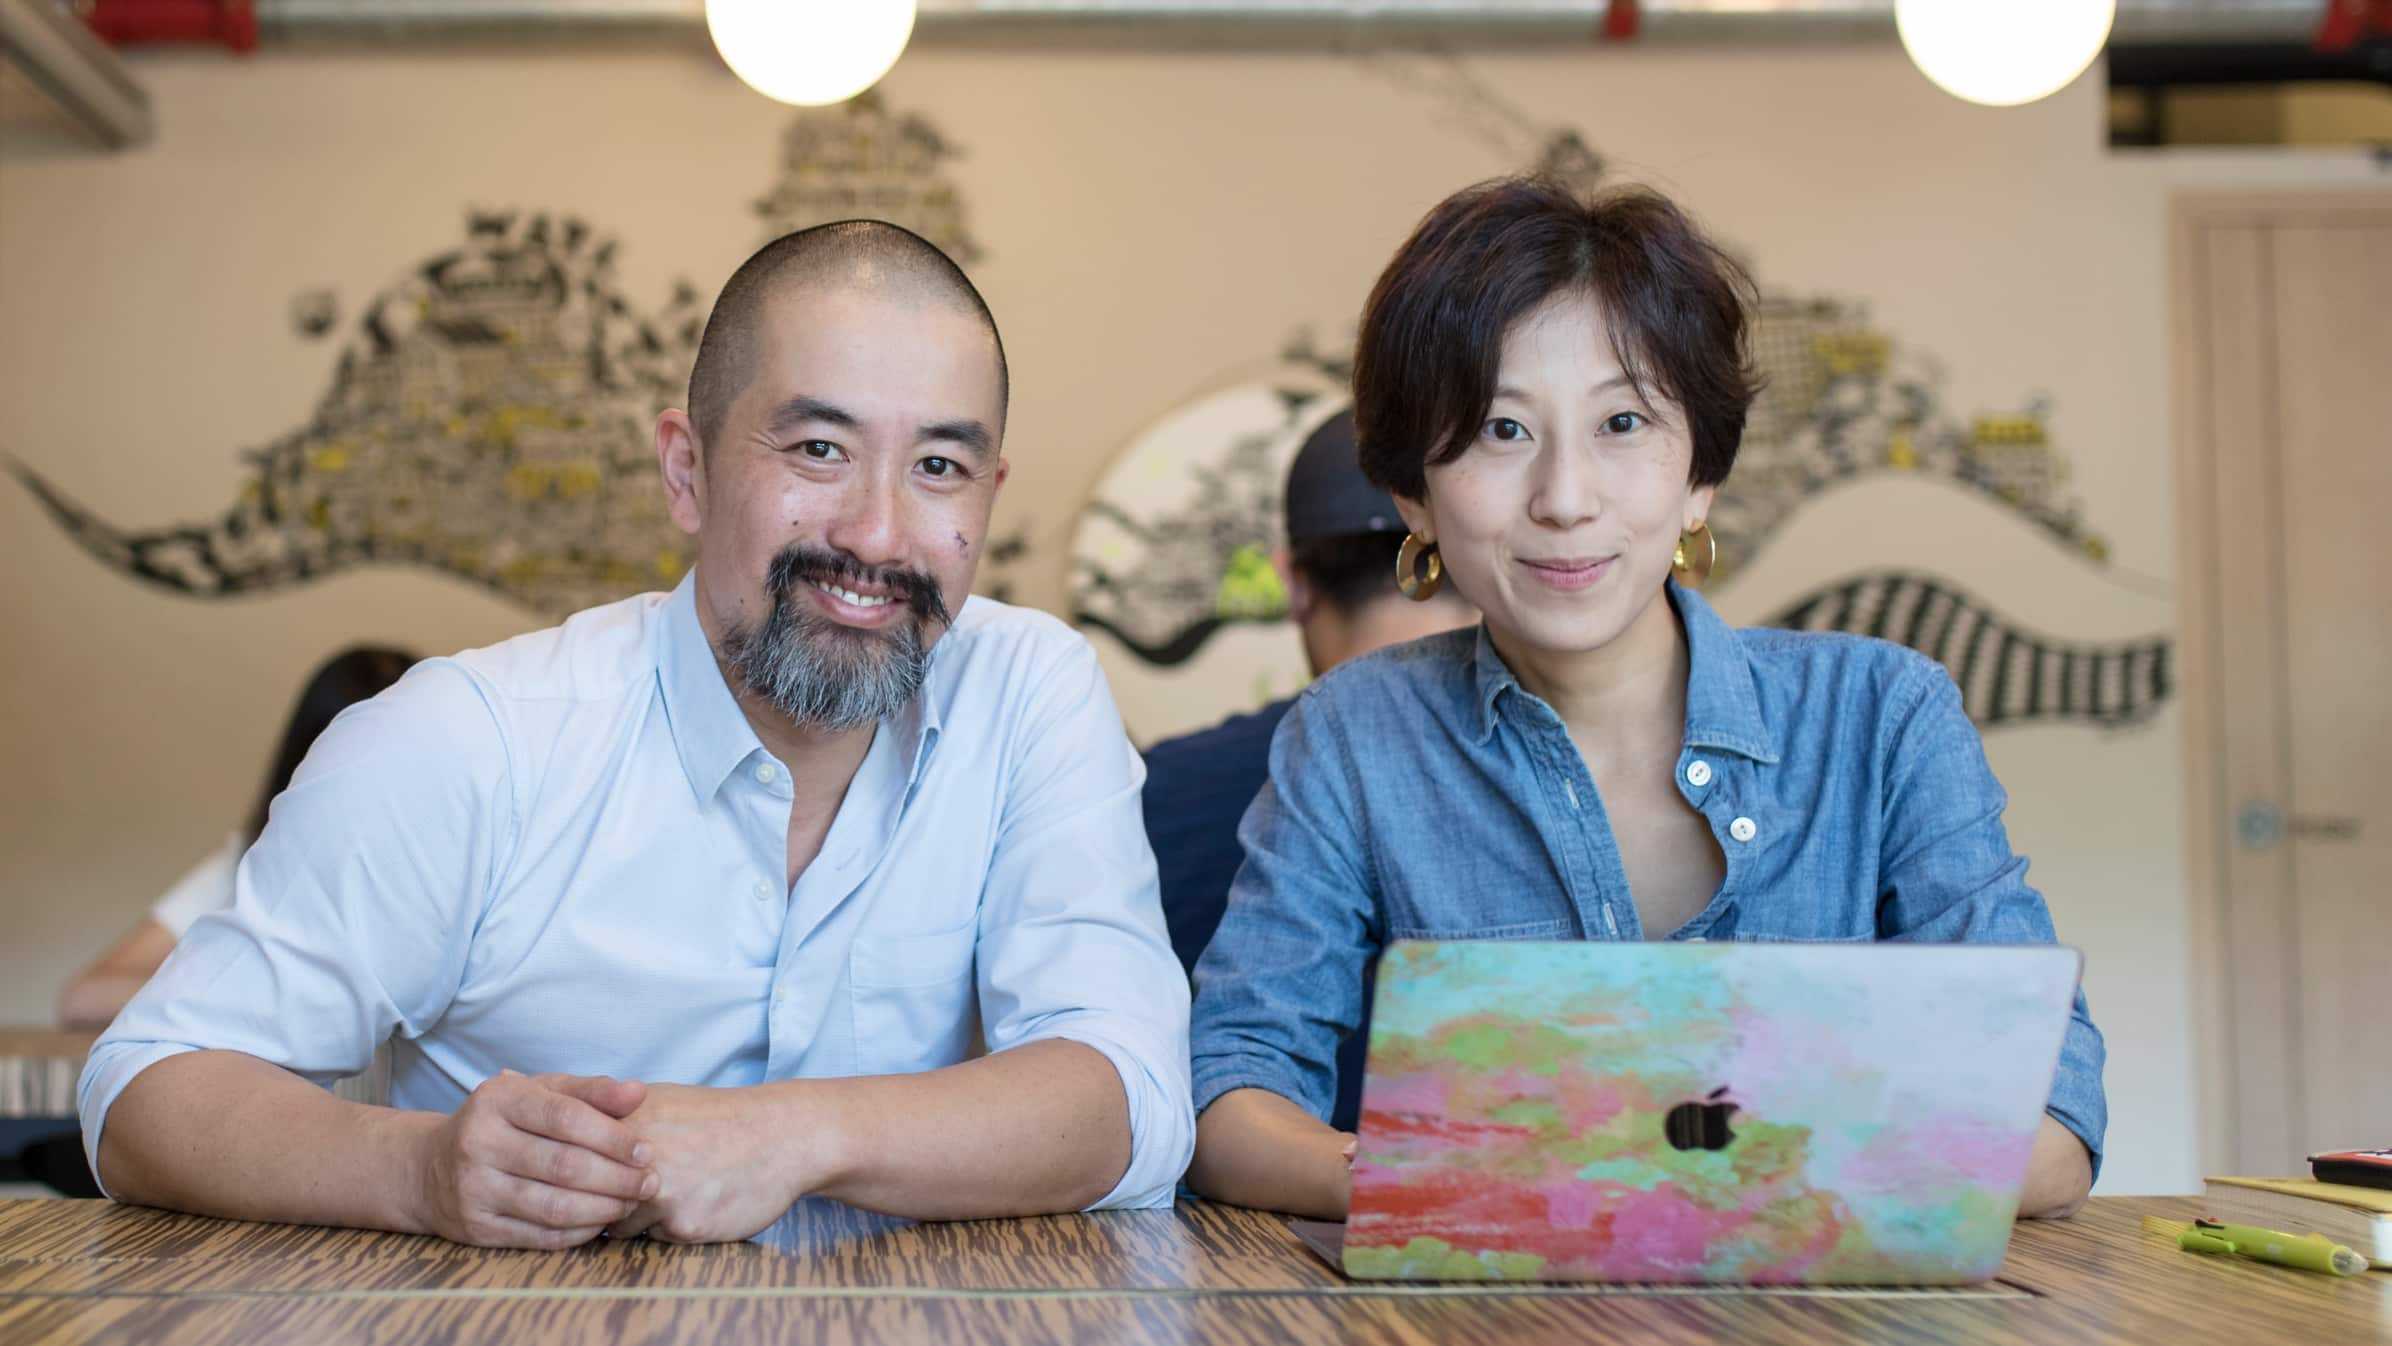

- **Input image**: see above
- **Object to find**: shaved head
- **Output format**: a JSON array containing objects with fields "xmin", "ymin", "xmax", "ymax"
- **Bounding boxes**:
[{"xmin": 686, "ymin": 220, "xmax": 1008, "ymax": 451}]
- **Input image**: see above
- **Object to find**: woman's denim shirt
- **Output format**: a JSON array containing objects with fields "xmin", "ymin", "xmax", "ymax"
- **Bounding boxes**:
[{"xmin": 1187, "ymin": 582, "xmax": 2108, "ymax": 1176}]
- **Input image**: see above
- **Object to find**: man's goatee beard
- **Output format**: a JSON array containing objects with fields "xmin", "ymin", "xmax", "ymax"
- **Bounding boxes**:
[{"xmin": 718, "ymin": 544, "xmax": 951, "ymax": 732}]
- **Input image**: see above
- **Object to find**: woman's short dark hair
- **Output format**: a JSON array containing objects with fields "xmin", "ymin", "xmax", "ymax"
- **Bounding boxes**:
[{"xmin": 1352, "ymin": 177, "xmax": 1760, "ymax": 501}]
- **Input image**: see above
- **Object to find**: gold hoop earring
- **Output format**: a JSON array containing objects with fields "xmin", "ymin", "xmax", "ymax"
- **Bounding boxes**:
[
  {"xmin": 1672, "ymin": 521, "xmax": 1717, "ymax": 589},
  {"xmin": 1396, "ymin": 533, "xmax": 1443, "ymax": 602}
]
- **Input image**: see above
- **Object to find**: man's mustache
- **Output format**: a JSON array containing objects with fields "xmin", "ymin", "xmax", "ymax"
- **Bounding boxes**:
[{"xmin": 763, "ymin": 544, "xmax": 951, "ymax": 627}]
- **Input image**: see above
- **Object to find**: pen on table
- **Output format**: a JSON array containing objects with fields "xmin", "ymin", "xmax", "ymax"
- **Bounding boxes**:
[{"xmin": 2178, "ymin": 1219, "xmax": 2369, "ymax": 1276}]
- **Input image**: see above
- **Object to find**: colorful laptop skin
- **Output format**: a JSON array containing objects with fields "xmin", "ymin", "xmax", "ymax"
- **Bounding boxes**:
[{"xmin": 1343, "ymin": 941, "xmax": 2081, "ymax": 1284}]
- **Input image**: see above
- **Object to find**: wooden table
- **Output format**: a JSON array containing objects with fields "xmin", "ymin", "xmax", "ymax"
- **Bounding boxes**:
[{"xmin": 0, "ymin": 1196, "xmax": 2383, "ymax": 1344}]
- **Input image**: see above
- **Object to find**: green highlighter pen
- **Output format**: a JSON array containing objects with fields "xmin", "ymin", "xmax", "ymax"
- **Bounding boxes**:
[{"xmin": 2180, "ymin": 1219, "xmax": 2369, "ymax": 1276}]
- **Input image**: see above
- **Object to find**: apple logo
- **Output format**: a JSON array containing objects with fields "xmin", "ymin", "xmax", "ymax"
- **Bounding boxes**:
[{"xmin": 1663, "ymin": 1087, "xmax": 1738, "ymax": 1152}]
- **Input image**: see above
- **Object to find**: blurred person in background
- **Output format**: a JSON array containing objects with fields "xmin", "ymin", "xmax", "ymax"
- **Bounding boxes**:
[
  {"xmin": 22, "ymin": 645, "xmax": 416, "ymax": 1197},
  {"xmin": 1141, "ymin": 409, "xmax": 1474, "ymax": 1130},
  {"xmin": 57, "ymin": 645, "xmax": 419, "ymax": 1030}
]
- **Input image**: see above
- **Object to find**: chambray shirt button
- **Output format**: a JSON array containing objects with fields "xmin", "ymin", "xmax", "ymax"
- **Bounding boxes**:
[
  {"xmin": 753, "ymin": 762, "xmax": 778, "ymax": 785},
  {"xmin": 1729, "ymin": 817, "xmax": 1758, "ymax": 843},
  {"xmin": 1686, "ymin": 760, "xmax": 1714, "ymax": 788},
  {"xmin": 752, "ymin": 879, "xmax": 773, "ymax": 902}
]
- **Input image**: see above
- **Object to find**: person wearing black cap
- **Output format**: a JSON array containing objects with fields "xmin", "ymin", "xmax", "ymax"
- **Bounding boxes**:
[{"xmin": 1139, "ymin": 410, "xmax": 1475, "ymax": 1130}]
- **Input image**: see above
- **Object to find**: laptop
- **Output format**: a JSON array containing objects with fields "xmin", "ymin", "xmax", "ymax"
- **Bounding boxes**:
[{"xmin": 1296, "ymin": 940, "xmax": 2081, "ymax": 1285}]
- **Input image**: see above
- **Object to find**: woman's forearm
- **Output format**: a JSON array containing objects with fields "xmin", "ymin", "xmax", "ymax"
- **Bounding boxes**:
[
  {"xmin": 2018, "ymin": 1115, "xmax": 2094, "ymax": 1219},
  {"xmin": 1188, "ymin": 1087, "xmax": 1352, "ymax": 1219}
]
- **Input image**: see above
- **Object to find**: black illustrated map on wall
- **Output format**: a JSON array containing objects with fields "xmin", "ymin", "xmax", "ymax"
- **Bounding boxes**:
[
  {"xmin": 1064, "ymin": 113, "xmax": 2170, "ymax": 731},
  {"xmin": 1768, "ymin": 572, "xmax": 2170, "ymax": 728},
  {"xmin": 1070, "ymin": 336, "xmax": 1346, "ymax": 667},
  {"xmin": 1070, "ymin": 298, "xmax": 2170, "ymax": 731},
  {"xmin": 16, "ymin": 210, "xmax": 702, "ymax": 617},
  {"xmin": 8, "ymin": 94, "xmax": 1022, "ymax": 618},
  {"xmin": 11, "ymin": 74, "xmax": 2167, "ymax": 731}
]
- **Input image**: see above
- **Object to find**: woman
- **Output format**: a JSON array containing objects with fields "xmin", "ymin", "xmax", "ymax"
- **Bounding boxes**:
[
  {"xmin": 57, "ymin": 645, "xmax": 419, "ymax": 1029},
  {"xmin": 1184, "ymin": 178, "xmax": 2104, "ymax": 1222}
]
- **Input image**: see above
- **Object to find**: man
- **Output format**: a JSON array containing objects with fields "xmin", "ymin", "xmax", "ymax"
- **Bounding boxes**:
[
  {"xmin": 1140, "ymin": 410, "xmax": 1474, "ymax": 1129},
  {"xmin": 80, "ymin": 222, "xmax": 1192, "ymax": 1248}
]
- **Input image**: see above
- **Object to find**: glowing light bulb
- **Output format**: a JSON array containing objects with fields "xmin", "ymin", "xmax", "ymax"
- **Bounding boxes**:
[
  {"xmin": 1897, "ymin": 0, "xmax": 2117, "ymax": 108},
  {"xmin": 704, "ymin": 0, "xmax": 916, "ymax": 108}
]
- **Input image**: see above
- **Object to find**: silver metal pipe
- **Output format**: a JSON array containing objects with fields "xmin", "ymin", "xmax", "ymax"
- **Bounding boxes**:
[
  {"xmin": 250, "ymin": 1, "xmax": 2326, "ymax": 47},
  {"xmin": 0, "ymin": 0, "xmax": 152, "ymax": 147}
]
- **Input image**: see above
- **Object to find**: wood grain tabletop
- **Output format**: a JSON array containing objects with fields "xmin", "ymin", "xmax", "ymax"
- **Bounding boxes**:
[{"xmin": 0, "ymin": 1196, "xmax": 2383, "ymax": 1345}]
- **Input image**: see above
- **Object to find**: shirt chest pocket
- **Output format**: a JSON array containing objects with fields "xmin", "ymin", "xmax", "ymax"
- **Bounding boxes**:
[{"xmin": 849, "ymin": 918, "xmax": 979, "ymax": 1075}]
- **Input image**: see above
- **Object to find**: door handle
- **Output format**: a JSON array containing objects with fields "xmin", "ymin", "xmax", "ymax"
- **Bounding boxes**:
[{"xmin": 2237, "ymin": 802, "xmax": 2361, "ymax": 848}]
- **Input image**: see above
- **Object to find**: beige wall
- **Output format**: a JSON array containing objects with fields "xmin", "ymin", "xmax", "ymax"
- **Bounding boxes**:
[{"xmin": 1, "ymin": 43, "xmax": 2381, "ymax": 1195}]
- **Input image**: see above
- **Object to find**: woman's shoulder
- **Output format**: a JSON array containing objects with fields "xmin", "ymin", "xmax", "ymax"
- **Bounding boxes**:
[
  {"xmin": 1262, "ymin": 627, "xmax": 1483, "ymax": 780},
  {"xmin": 1295, "ymin": 626, "xmax": 1482, "ymax": 720},
  {"xmin": 1729, "ymin": 624, "xmax": 1954, "ymax": 724},
  {"xmin": 1256, "ymin": 628, "xmax": 1483, "ymax": 834}
]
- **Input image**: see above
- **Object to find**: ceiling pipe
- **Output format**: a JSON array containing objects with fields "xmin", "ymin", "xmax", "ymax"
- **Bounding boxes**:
[
  {"xmin": 225, "ymin": 0, "xmax": 2328, "ymax": 49},
  {"xmin": 0, "ymin": 0, "xmax": 153, "ymax": 145},
  {"xmin": 2109, "ymin": 39, "xmax": 2392, "ymax": 85}
]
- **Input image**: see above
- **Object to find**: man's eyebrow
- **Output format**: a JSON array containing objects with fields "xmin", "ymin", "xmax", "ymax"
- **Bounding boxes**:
[
  {"xmin": 919, "ymin": 419, "xmax": 994, "ymax": 458},
  {"xmin": 765, "ymin": 395, "xmax": 861, "ymax": 434}
]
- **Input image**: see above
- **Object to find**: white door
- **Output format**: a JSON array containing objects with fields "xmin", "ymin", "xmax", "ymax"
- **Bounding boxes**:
[{"xmin": 2177, "ymin": 193, "xmax": 2392, "ymax": 1175}]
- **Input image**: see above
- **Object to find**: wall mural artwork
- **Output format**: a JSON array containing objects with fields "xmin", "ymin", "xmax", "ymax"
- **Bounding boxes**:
[
  {"xmin": 1767, "ymin": 572, "xmax": 2170, "ymax": 729},
  {"xmin": 8, "ymin": 93, "xmax": 1021, "ymax": 619},
  {"xmin": 1069, "ymin": 283, "xmax": 2172, "ymax": 741},
  {"xmin": 15, "ymin": 210, "xmax": 702, "ymax": 618},
  {"xmin": 1071, "ymin": 335, "xmax": 1347, "ymax": 667},
  {"xmin": 1719, "ymin": 299, "xmax": 2111, "ymax": 586},
  {"xmin": 1070, "ymin": 89, "xmax": 2172, "ymax": 741},
  {"xmin": 754, "ymin": 91, "xmax": 983, "ymax": 261},
  {"xmin": 10, "ymin": 66, "xmax": 2167, "ymax": 740}
]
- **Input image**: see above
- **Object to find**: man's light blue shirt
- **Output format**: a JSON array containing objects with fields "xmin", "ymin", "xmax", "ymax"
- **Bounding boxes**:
[{"xmin": 82, "ymin": 576, "xmax": 1194, "ymax": 1208}]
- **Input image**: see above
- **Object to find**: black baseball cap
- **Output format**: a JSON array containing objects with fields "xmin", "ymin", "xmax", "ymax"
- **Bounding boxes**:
[{"xmin": 1283, "ymin": 408, "xmax": 1406, "ymax": 546}]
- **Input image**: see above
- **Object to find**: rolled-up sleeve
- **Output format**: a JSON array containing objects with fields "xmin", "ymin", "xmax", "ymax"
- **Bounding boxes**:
[
  {"xmin": 1875, "ymin": 662, "xmax": 2110, "ymax": 1179},
  {"xmin": 973, "ymin": 639, "xmax": 1192, "ymax": 1210},
  {"xmin": 77, "ymin": 662, "xmax": 513, "ymax": 1191},
  {"xmin": 1188, "ymin": 690, "xmax": 1379, "ymax": 1125}
]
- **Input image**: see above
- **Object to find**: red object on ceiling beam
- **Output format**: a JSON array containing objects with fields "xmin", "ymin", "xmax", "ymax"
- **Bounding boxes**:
[
  {"xmin": 2315, "ymin": 0, "xmax": 2392, "ymax": 52},
  {"xmin": 84, "ymin": 0, "xmax": 259, "ymax": 53},
  {"xmin": 1603, "ymin": 0, "xmax": 1641, "ymax": 42}
]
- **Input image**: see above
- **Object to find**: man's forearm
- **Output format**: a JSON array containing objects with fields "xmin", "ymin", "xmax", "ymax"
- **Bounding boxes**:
[
  {"xmin": 765, "ymin": 1038, "xmax": 1134, "ymax": 1220},
  {"xmin": 95, "ymin": 1050, "xmax": 436, "ymax": 1234}
]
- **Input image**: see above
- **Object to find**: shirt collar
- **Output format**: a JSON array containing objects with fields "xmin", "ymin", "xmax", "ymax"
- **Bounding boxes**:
[
  {"xmin": 1468, "ymin": 580, "xmax": 1781, "ymax": 765},
  {"xmin": 658, "ymin": 573, "xmax": 767, "ymax": 804},
  {"xmin": 1469, "ymin": 625, "xmax": 1516, "ymax": 745},
  {"xmin": 656, "ymin": 573, "xmax": 948, "ymax": 804},
  {"xmin": 1672, "ymin": 581, "xmax": 1780, "ymax": 765}
]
